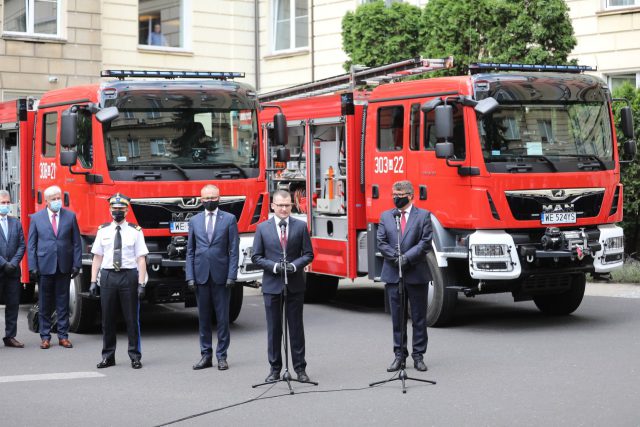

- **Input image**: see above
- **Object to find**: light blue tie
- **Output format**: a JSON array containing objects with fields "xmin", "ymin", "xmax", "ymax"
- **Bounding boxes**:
[{"xmin": 0, "ymin": 217, "xmax": 7, "ymax": 240}]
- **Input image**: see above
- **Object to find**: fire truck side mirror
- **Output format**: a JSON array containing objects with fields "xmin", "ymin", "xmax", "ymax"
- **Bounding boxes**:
[
  {"xmin": 620, "ymin": 106, "xmax": 634, "ymax": 139},
  {"xmin": 60, "ymin": 109, "xmax": 77, "ymax": 148},
  {"xmin": 96, "ymin": 106, "xmax": 119, "ymax": 123},
  {"xmin": 421, "ymin": 98, "xmax": 443, "ymax": 113},
  {"xmin": 474, "ymin": 97, "xmax": 499, "ymax": 116},
  {"xmin": 623, "ymin": 140, "xmax": 637, "ymax": 160},
  {"xmin": 273, "ymin": 113, "xmax": 288, "ymax": 146},
  {"xmin": 435, "ymin": 142, "xmax": 454, "ymax": 159},
  {"xmin": 434, "ymin": 105, "xmax": 453, "ymax": 140},
  {"xmin": 60, "ymin": 150, "xmax": 78, "ymax": 167},
  {"xmin": 275, "ymin": 146, "xmax": 291, "ymax": 162}
]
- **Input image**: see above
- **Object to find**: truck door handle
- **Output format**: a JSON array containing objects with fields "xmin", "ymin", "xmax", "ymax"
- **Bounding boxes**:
[
  {"xmin": 372, "ymin": 185, "xmax": 379, "ymax": 199},
  {"xmin": 419, "ymin": 185, "xmax": 427, "ymax": 200}
]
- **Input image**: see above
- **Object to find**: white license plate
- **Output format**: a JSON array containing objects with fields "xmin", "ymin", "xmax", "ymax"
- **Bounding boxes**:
[
  {"xmin": 541, "ymin": 212, "xmax": 576, "ymax": 224},
  {"xmin": 169, "ymin": 221, "xmax": 189, "ymax": 233}
]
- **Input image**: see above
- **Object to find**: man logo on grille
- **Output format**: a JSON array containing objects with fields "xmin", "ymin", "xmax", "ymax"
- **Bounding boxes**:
[{"xmin": 179, "ymin": 198, "xmax": 200, "ymax": 208}]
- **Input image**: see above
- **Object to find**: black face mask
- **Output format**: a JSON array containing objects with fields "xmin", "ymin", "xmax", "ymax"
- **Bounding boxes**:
[
  {"xmin": 204, "ymin": 200, "xmax": 219, "ymax": 212},
  {"xmin": 111, "ymin": 210, "xmax": 125, "ymax": 223},
  {"xmin": 393, "ymin": 196, "xmax": 410, "ymax": 209}
]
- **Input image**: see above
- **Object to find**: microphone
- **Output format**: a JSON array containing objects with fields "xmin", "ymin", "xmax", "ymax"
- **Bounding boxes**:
[{"xmin": 392, "ymin": 209, "xmax": 401, "ymax": 219}]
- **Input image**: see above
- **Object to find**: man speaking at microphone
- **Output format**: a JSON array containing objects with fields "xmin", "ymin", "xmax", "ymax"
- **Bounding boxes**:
[
  {"xmin": 252, "ymin": 190, "xmax": 314, "ymax": 383},
  {"xmin": 377, "ymin": 180, "xmax": 432, "ymax": 373}
]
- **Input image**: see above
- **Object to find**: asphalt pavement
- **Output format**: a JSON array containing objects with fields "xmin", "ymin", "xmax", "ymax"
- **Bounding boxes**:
[{"xmin": 0, "ymin": 281, "xmax": 639, "ymax": 426}]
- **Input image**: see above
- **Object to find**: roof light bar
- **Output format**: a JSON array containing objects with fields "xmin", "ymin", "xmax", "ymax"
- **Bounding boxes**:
[
  {"xmin": 469, "ymin": 63, "xmax": 596, "ymax": 74},
  {"xmin": 100, "ymin": 70, "xmax": 245, "ymax": 80}
]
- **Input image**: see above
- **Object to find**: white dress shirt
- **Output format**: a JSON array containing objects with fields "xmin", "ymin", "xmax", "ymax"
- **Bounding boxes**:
[{"xmin": 91, "ymin": 221, "xmax": 149, "ymax": 269}]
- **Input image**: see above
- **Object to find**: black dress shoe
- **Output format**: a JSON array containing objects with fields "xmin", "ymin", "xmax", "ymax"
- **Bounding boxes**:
[
  {"xmin": 193, "ymin": 355, "xmax": 213, "ymax": 370},
  {"xmin": 387, "ymin": 357, "xmax": 404, "ymax": 372},
  {"xmin": 265, "ymin": 370, "xmax": 281, "ymax": 382},
  {"xmin": 296, "ymin": 370, "xmax": 310, "ymax": 382},
  {"xmin": 3, "ymin": 337, "xmax": 24, "ymax": 348},
  {"xmin": 131, "ymin": 359, "xmax": 143, "ymax": 369},
  {"xmin": 217, "ymin": 359, "xmax": 229, "ymax": 370},
  {"xmin": 414, "ymin": 359, "xmax": 428, "ymax": 372},
  {"xmin": 97, "ymin": 358, "xmax": 115, "ymax": 369}
]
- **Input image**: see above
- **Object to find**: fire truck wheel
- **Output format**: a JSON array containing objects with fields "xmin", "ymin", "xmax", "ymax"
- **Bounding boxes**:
[
  {"xmin": 533, "ymin": 273, "xmax": 586, "ymax": 315},
  {"xmin": 228, "ymin": 283, "xmax": 244, "ymax": 323},
  {"xmin": 304, "ymin": 273, "xmax": 339, "ymax": 303},
  {"xmin": 69, "ymin": 268, "xmax": 99, "ymax": 333},
  {"xmin": 426, "ymin": 251, "xmax": 458, "ymax": 327}
]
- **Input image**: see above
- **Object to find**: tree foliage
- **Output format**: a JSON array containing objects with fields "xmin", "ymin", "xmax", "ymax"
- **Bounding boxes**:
[
  {"xmin": 342, "ymin": 1, "xmax": 422, "ymax": 71},
  {"xmin": 612, "ymin": 83, "xmax": 640, "ymax": 255}
]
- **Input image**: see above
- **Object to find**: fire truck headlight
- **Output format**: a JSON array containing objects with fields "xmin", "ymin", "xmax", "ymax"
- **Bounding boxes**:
[
  {"xmin": 605, "ymin": 236, "xmax": 624, "ymax": 251},
  {"xmin": 472, "ymin": 244, "xmax": 507, "ymax": 257}
]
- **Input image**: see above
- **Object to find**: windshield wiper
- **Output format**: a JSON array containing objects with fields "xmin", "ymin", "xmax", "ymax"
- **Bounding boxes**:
[
  {"xmin": 520, "ymin": 155, "xmax": 559, "ymax": 172},
  {"xmin": 562, "ymin": 155, "xmax": 607, "ymax": 170},
  {"xmin": 132, "ymin": 162, "xmax": 190, "ymax": 180},
  {"xmin": 206, "ymin": 163, "xmax": 248, "ymax": 179}
]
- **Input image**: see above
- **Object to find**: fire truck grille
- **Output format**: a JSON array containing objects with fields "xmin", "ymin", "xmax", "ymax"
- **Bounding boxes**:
[
  {"xmin": 521, "ymin": 274, "xmax": 572, "ymax": 295},
  {"xmin": 129, "ymin": 197, "xmax": 245, "ymax": 229},
  {"xmin": 505, "ymin": 190, "xmax": 604, "ymax": 221}
]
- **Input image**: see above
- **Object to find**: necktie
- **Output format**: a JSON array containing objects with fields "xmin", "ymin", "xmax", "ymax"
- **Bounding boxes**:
[
  {"xmin": 279, "ymin": 220, "xmax": 287, "ymax": 249},
  {"xmin": 207, "ymin": 212, "xmax": 214, "ymax": 242},
  {"xmin": 114, "ymin": 225, "xmax": 122, "ymax": 271},
  {"xmin": 401, "ymin": 211, "xmax": 407, "ymax": 235},
  {"xmin": 0, "ymin": 217, "xmax": 7, "ymax": 239},
  {"xmin": 52, "ymin": 213, "xmax": 58, "ymax": 236}
]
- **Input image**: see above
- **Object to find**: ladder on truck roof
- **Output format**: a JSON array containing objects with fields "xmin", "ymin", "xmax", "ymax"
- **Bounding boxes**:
[{"xmin": 258, "ymin": 56, "xmax": 453, "ymax": 103}]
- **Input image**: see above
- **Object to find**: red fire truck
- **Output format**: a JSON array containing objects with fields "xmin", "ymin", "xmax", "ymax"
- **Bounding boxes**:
[
  {"xmin": 0, "ymin": 70, "xmax": 273, "ymax": 332},
  {"xmin": 258, "ymin": 57, "xmax": 636, "ymax": 326}
]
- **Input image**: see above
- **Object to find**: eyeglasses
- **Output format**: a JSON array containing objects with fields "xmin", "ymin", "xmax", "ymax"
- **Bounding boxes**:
[
  {"xmin": 392, "ymin": 193, "xmax": 411, "ymax": 197},
  {"xmin": 273, "ymin": 203, "xmax": 292, "ymax": 209}
]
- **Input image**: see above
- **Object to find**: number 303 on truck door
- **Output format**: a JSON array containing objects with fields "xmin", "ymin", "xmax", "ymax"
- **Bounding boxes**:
[{"xmin": 373, "ymin": 156, "xmax": 404, "ymax": 174}]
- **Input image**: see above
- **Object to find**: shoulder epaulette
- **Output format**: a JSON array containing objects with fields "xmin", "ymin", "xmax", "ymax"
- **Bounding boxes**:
[
  {"xmin": 98, "ymin": 222, "xmax": 111, "ymax": 230},
  {"xmin": 128, "ymin": 223, "xmax": 142, "ymax": 231}
]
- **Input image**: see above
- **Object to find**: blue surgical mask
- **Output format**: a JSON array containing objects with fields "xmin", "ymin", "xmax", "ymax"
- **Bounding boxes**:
[
  {"xmin": 0, "ymin": 205, "xmax": 9, "ymax": 215},
  {"xmin": 49, "ymin": 200, "xmax": 62, "ymax": 212}
]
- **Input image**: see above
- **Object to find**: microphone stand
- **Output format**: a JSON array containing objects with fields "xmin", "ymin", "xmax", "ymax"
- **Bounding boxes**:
[
  {"xmin": 369, "ymin": 210, "xmax": 436, "ymax": 393},
  {"xmin": 253, "ymin": 222, "xmax": 318, "ymax": 394}
]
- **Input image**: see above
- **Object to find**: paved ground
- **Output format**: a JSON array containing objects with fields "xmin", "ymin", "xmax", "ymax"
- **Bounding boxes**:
[{"xmin": 0, "ymin": 280, "xmax": 638, "ymax": 426}]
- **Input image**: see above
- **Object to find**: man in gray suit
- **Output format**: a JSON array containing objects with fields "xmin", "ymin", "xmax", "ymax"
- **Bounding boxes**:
[
  {"xmin": 0, "ymin": 190, "xmax": 26, "ymax": 348},
  {"xmin": 186, "ymin": 184, "xmax": 239, "ymax": 371},
  {"xmin": 377, "ymin": 180, "xmax": 432, "ymax": 373},
  {"xmin": 252, "ymin": 190, "xmax": 314, "ymax": 383},
  {"xmin": 28, "ymin": 185, "xmax": 82, "ymax": 349}
]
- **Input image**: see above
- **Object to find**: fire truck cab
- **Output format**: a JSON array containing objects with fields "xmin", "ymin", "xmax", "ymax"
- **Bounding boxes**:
[{"xmin": 259, "ymin": 59, "xmax": 636, "ymax": 325}]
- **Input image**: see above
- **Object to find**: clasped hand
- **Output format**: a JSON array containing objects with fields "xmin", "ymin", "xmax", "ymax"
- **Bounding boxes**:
[
  {"xmin": 393, "ymin": 254, "xmax": 409, "ymax": 268},
  {"xmin": 275, "ymin": 262, "xmax": 295, "ymax": 274}
]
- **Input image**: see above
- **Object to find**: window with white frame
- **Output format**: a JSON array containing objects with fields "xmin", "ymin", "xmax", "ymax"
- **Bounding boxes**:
[
  {"xmin": 3, "ymin": 0, "xmax": 61, "ymax": 38},
  {"xmin": 128, "ymin": 139, "xmax": 141, "ymax": 158},
  {"xmin": 272, "ymin": 0, "xmax": 308, "ymax": 52},
  {"xmin": 150, "ymin": 139, "xmax": 167, "ymax": 156},
  {"xmin": 606, "ymin": 0, "xmax": 639, "ymax": 8},
  {"xmin": 607, "ymin": 73, "xmax": 639, "ymax": 90},
  {"xmin": 138, "ymin": 0, "xmax": 190, "ymax": 49}
]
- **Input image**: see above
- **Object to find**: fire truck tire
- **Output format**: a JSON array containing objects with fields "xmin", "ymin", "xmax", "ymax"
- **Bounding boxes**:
[
  {"xmin": 533, "ymin": 273, "xmax": 586, "ymax": 315},
  {"xmin": 228, "ymin": 284, "xmax": 243, "ymax": 323},
  {"xmin": 426, "ymin": 251, "xmax": 458, "ymax": 327},
  {"xmin": 69, "ymin": 269, "xmax": 99, "ymax": 333},
  {"xmin": 304, "ymin": 273, "xmax": 339, "ymax": 303}
]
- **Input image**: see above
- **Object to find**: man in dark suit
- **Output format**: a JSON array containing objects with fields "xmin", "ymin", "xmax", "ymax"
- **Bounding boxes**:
[
  {"xmin": 28, "ymin": 185, "xmax": 82, "ymax": 349},
  {"xmin": 186, "ymin": 184, "xmax": 239, "ymax": 371},
  {"xmin": 252, "ymin": 190, "xmax": 314, "ymax": 383},
  {"xmin": 0, "ymin": 190, "xmax": 26, "ymax": 348},
  {"xmin": 377, "ymin": 180, "xmax": 432, "ymax": 373}
]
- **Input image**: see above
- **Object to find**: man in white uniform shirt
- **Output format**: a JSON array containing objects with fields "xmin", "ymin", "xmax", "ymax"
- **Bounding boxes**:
[{"xmin": 90, "ymin": 193, "xmax": 149, "ymax": 369}]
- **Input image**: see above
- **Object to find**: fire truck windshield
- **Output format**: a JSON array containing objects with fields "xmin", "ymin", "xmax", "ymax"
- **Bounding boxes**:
[
  {"xmin": 103, "ymin": 108, "xmax": 259, "ymax": 180},
  {"xmin": 478, "ymin": 102, "xmax": 614, "ymax": 172}
]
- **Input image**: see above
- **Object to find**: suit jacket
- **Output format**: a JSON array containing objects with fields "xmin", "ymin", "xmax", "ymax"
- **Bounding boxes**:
[
  {"xmin": 377, "ymin": 206, "xmax": 433, "ymax": 285},
  {"xmin": 252, "ymin": 216, "xmax": 314, "ymax": 294},
  {"xmin": 0, "ymin": 216, "xmax": 26, "ymax": 278},
  {"xmin": 27, "ymin": 208, "xmax": 82, "ymax": 275},
  {"xmin": 185, "ymin": 210, "xmax": 239, "ymax": 285}
]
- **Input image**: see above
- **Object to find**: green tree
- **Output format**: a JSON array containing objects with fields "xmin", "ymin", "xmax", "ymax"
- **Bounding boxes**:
[
  {"xmin": 342, "ymin": 0, "xmax": 423, "ymax": 71},
  {"xmin": 612, "ymin": 83, "xmax": 640, "ymax": 256}
]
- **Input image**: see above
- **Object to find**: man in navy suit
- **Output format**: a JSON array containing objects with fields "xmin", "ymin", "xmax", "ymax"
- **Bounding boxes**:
[
  {"xmin": 0, "ymin": 190, "xmax": 26, "ymax": 348},
  {"xmin": 252, "ymin": 190, "xmax": 314, "ymax": 383},
  {"xmin": 28, "ymin": 185, "xmax": 82, "ymax": 349},
  {"xmin": 186, "ymin": 184, "xmax": 239, "ymax": 371},
  {"xmin": 377, "ymin": 180, "xmax": 432, "ymax": 373}
]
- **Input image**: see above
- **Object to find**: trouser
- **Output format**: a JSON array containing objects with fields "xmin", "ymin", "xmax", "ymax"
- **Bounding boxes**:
[
  {"xmin": 195, "ymin": 277, "xmax": 231, "ymax": 360},
  {"xmin": 39, "ymin": 272, "xmax": 71, "ymax": 340},
  {"xmin": 263, "ymin": 290, "xmax": 306, "ymax": 372},
  {"xmin": 0, "ymin": 274, "xmax": 20, "ymax": 338},
  {"xmin": 100, "ymin": 269, "xmax": 141, "ymax": 361},
  {"xmin": 386, "ymin": 282, "xmax": 428, "ymax": 360}
]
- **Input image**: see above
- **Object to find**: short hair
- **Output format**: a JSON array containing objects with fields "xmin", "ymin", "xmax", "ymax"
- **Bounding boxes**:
[
  {"xmin": 44, "ymin": 185, "xmax": 62, "ymax": 199},
  {"xmin": 201, "ymin": 184, "xmax": 219, "ymax": 194},
  {"xmin": 0, "ymin": 190, "xmax": 10, "ymax": 200},
  {"xmin": 392, "ymin": 180, "xmax": 414, "ymax": 195},
  {"xmin": 272, "ymin": 189, "xmax": 291, "ymax": 201}
]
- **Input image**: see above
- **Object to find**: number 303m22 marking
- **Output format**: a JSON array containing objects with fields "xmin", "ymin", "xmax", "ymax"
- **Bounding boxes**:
[{"xmin": 373, "ymin": 156, "xmax": 404, "ymax": 174}]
